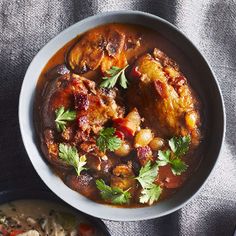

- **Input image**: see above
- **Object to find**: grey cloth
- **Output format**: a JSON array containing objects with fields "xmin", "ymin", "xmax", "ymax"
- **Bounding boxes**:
[{"xmin": 0, "ymin": 0, "xmax": 236, "ymax": 235}]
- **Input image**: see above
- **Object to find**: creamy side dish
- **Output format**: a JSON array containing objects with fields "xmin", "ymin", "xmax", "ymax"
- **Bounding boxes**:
[{"xmin": 0, "ymin": 200, "xmax": 102, "ymax": 236}]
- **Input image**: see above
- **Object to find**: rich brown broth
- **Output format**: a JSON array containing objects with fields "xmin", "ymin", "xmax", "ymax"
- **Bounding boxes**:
[{"xmin": 35, "ymin": 23, "xmax": 203, "ymax": 208}]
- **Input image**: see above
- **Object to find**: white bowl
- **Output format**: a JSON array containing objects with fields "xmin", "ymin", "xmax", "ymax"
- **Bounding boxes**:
[{"xmin": 19, "ymin": 10, "xmax": 225, "ymax": 221}]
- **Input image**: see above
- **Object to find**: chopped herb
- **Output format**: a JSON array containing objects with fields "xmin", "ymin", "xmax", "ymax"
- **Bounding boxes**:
[
  {"xmin": 59, "ymin": 143, "xmax": 87, "ymax": 176},
  {"xmin": 157, "ymin": 150, "xmax": 188, "ymax": 175},
  {"xmin": 139, "ymin": 184, "xmax": 162, "ymax": 205},
  {"xmin": 170, "ymin": 158, "xmax": 188, "ymax": 175},
  {"xmin": 100, "ymin": 65, "xmax": 129, "ymax": 89},
  {"xmin": 135, "ymin": 161, "xmax": 162, "ymax": 205},
  {"xmin": 55, "ymin": 106, "xmax": 76, "ymax": 132},
  {"xmin": 96, "ymin": 127, "xmax": 122, "ymax": 152},
  {"xmin": 96, "ymin": 179, "xmax": 131, "ymax": 204},
  {"xmin": 135, "ymin": 161, "xmax": 159, "ymax": 189},
  {"xmin": 156, "ymin": 150, "xmax": 171, "ymax": 166},
  {"xmin": 156, "ymin": 136, "xmax": 191, "ymax": 176},
  {"xmin": 168, "ymin": 136, "xmax": 191, "ymax": 157}
]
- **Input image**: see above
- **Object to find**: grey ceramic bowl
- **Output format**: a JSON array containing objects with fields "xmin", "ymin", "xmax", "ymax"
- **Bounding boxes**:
[{"xmin": 19, "ymin": 11, "xmax": 225, "ymax": 221}]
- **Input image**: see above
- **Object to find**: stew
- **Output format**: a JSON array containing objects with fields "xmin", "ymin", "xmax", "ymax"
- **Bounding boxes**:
[{"xmin": 34, "ymin": 23, "xmax": 203, "ymax": 207}]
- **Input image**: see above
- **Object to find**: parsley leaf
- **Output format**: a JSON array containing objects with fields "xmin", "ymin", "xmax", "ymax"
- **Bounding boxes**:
[
  {"xmin": 55, "ymin": 106, "xmax": 76, "ymax": 132},
  {"xmin": 96, "ymin": 127, "xmax": 122, "ymax": 152},
  {"xmin": 157, "ymin": 150, "xmax": 171, "ymax": 166},
  {"xmin": 100, "ymin": 65, "xmax": 129, "ymax": 89},
  {"xmin": 168, "ymin": 136, "xmax": 191, "ymax": 157},
  {"xmin": 170, "ymin": 158, "xmax": 188, "ymax": 175},
  {"xmin": 139, "ymin": 184, "xmax": 162, "ymax": 205},
  {"xmin": 136, "ymin": 136, "xmax": 191, "ymax": 204},
  {"xmin": 96, "ymin": 179, "xmax": 112, "ymax": 199},
  {"xmin": 157, "ymin": 150, "xmax": 188, "ymax": 175},
  {"xmin": 135, "ymin": 161, "xmax": 162, "ymax": 205},
  {"xmin": 135, "ymin": 161, "xmax": 159, "ymax": 189},
  {"xmin": 59, "ymin": 143, "xmax": 87, "ymax": 176},
  {"xmin": 96, "ymin": 179, "xmax": 131, "ymax": 204},
  {"xmin": 157, "ymin": 135, "xmax": 190, "ymax": 176}
]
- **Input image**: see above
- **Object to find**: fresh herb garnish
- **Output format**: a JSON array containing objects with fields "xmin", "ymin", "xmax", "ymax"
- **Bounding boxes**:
[
  {"xmin": 100, "ymin": 65, "xmax": 129, "ymax": 89},
  {"xmin": 157, "ymin": 150, "xmax": 188, "ymax": 175},
  {"xmin": 135, "ymin": 161, "xmax": 162, "ymax": 205},
  {"xmin": 96, "ymin": 127, "xmax": 122, "ymax": 152},
  {"xmin": 139, "ymin": 184, "xmax": 162, "ymax": 205},
  {"xmin": 157, "ymin": 136, "xmax": 191, "ymax": 175},
  {"xmin": 168, "ymin": 136, "xmax": 191, "ymax": 157},
  {"xmin": 59, "ymin": 143, "xmax": 87, "ymax": 176},
  {"xmin": 170, "ymin": 158, "xmax": 188, "ymax": 175},
  {"xmin": 135, "ymin": 161, "xmax": 159, "ymax": 189},
  {"xmin": 96, "ymin": 179, "xmax": 131, "ymax": 204},
  {"xmin": 55, "ymin": 106, "xmax": 76, "ymax": 132}
]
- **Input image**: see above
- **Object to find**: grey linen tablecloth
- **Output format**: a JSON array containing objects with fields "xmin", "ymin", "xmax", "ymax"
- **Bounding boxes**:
[{"xmin": 0, "ymin": 0, "xmax": 236, "ymax": 235}]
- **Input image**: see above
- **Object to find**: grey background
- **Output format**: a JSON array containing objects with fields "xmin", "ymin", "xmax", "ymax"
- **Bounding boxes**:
[{"xmin": 0, "ymin": 0, "xmax": 236, "ymax": 235}]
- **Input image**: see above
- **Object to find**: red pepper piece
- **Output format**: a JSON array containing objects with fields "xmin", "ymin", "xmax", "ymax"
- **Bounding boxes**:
[
  {"xmin": 130, "ymin": 66, "xmax": 142, "ymax": 78},
  {"xmin": 115, "ymin": 130, "xmax": 125, "ymax": 140},
  {"xmin": 9, "ymin": 230, "xmax": 24, "ymax": 236},
  {"xmin": 113, "ymin": 118, "xmax": 135, "ymax": 136}
]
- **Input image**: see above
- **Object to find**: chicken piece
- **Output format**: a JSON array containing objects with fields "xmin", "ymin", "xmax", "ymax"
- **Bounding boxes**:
[
  {"xmin": 41, "ymin": 73, "xmax": 123, "ymax": 165},
  {"xmin": 68, "ymin": 31, "xmax": 105, "ymax": 74},
  {"xmin": 74, "ymin": 88, "xmax": 123, "ymax": 134},
  {"xmin": 42, "ymin": 73, "xmax": 122, "ymax": 134},
  {"xmin": 127, "ymin": 49, "xmax": 201, "ymax": 145},
  {"xmin": 41, "ymin": 73, "xmax": 87, "ymax": 128},
  {"xmin": 68, "ymin": 26, "xmax": 127, "ymax": 74}
]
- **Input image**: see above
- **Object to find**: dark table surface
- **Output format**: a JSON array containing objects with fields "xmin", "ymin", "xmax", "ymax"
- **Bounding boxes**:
[{"xmin": 0, "ymin": 0, "xmax": 236, "ymax": 235}]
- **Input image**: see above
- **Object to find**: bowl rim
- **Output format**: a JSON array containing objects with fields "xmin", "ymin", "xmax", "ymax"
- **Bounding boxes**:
[{"xmin": 18, "ymin": 10, "xmax": 225, "ymax": 221}]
